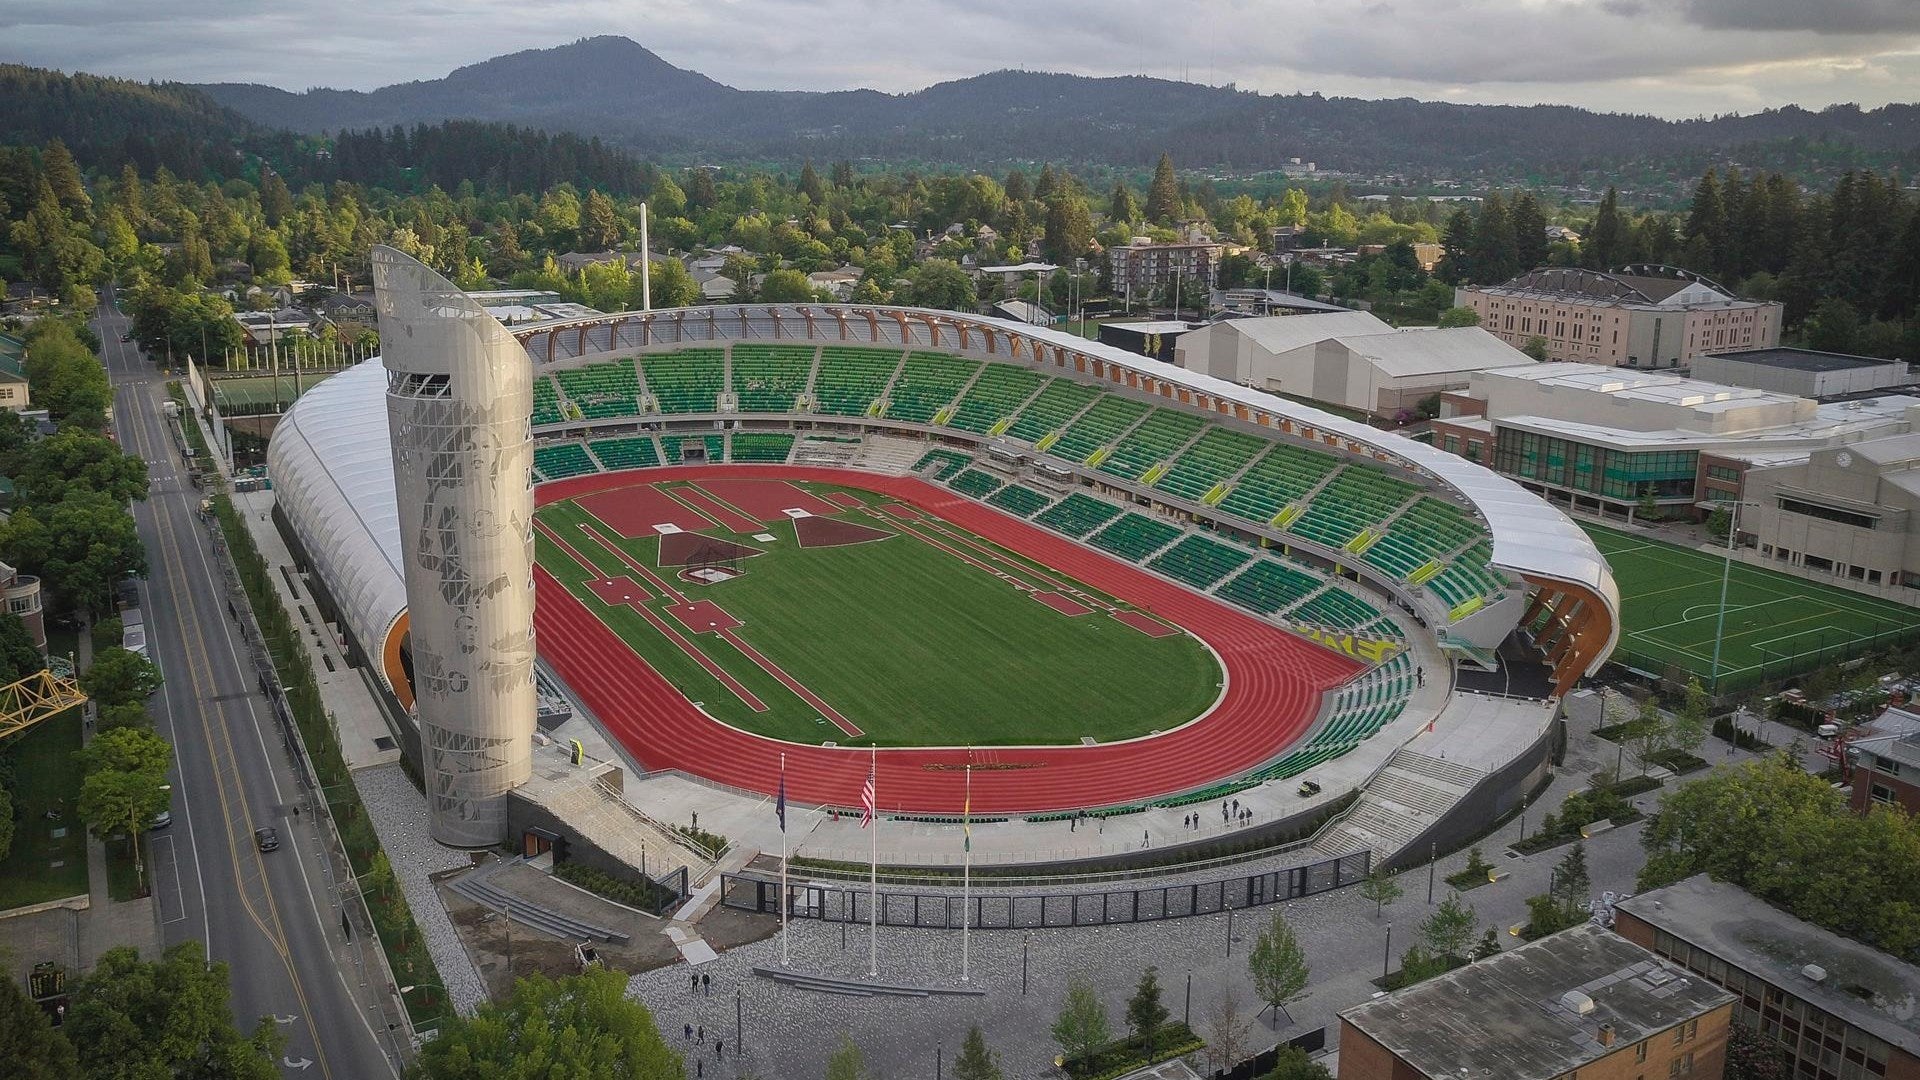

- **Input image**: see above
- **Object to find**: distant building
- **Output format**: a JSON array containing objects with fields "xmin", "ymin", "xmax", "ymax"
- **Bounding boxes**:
[
  {"xmin": 1615, "ymin": 876, "xmax": 1920, "ymax": 1080},
  {"xmin": 554, "ymin": 250, "xmax": 673, "ymax": 275},
  {"xmin": 1175, "ymin": 311, "xmax": 1534, "ymax": 418},
  {"xmin": 232, "ymin": 308, "xmax": 314, "ymax": 346},
  {"xmin": 1847, "ymin": 725, "xmax": 1920, "ymax": 815},
  {"xmin": 1218, "ymin": 289, "xmax": 1348, "ymax": 316},
  {"xmin": 1693, "ymin": 347, "xmax": 1910, "ymax": 400},
  {"xmin": 0, "ymin": 558, "xmax": 44, "ymax": 651},
  {"xmin": 989, "ymin": 299, "xmax": 1053, "ymax": 326},
  {"xmin": 1458, "ymin": 265, "xmax": 1783, "ymax": 368},
  {"xmin": 461, "ymin": 289, "xmax": 602, "ymax": 326},
  {"xmin": 1108, "ymin": 241, "xmax": 1223, "ymax": 297},
  {"xmin": 1270, "ymin": 225, "xmax": 1309, "ymax": 253},
  {"xmin": 1741, "ymin": 431, "xmax": 1920, "ymax": 590},
  {"xmin": 1097, "ymin": 320, "xmax": 1199, "ymax": 363},
  {"xmin": 314, "ymin": 291, "xmax": 377, "ymax": 330},
  {"xmin": 0, "ymin": 332, "xmax": 32, "ymax": 412},
  {"xmin": 806, "ymin": 265, "xmax": 863, "ymax": 300},
  {"xmin": 1338, "ymin": 923, "xmax": 1735, "ymax": 1080}
]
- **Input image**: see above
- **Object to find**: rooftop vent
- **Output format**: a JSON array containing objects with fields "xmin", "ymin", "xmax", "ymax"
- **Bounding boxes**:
[
  {"xmin": 1802, "ymin": 964, "xmax": 1829, "ymax": 984},
  {"xmin": 1597, "ymin": 1023, "xmax": 1617, "ymax": 1047},
  {"xmin": 1561, "ymin": 990, "xmax": 1596, "ymax": 1015}
]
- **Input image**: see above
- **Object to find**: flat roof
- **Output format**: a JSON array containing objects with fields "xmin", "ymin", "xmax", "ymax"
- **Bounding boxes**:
[
  {"xmin": 1339, "ymin": 326, "xmax": 1534, "ymax": 379},
  {"xmin": 1479, "ymin": 362, "xmax": 1803, "ymax": 411},
  {"xmin": 1705, "ymin": 347, "xmax": 1907, "ymax": 374},
  {"xmin": 1341, "ymin": 924, "xmax": 1734, "ymax": 1080},
  {"xmin": 1103, "ymin": 320, "xmax": 1201, "ymax": 335},
  {"xmin": 1617, "ymin": 877, "xmax": 1920, "ymax": 1059}
]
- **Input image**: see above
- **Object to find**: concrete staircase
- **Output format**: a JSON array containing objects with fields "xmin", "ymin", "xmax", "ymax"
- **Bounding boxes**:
[
  {"xmin": 791, "ymin": 435, "xmax": 863, "ymax": 467},
  {"xmin": 447, "ymin": 860, "xmax": 631, "ymax": 944},
  {"xmin": 851, "ymin": 433, "xmax": 930, "ymax": 474},
  {"xmin": 1310, "ymin": 747, "xmax": 1484, "ymax": 861}
]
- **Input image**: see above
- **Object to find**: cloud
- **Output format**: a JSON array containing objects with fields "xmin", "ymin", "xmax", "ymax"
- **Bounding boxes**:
[{"xmin": 0, "ymin": 0, "xmax": 1916, "ymax": 119}]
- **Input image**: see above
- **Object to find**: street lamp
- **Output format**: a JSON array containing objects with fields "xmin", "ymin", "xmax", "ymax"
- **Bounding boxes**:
[{"xmin": 1707, "ymin": 499, "xmax": 1763, "ymax": 694}]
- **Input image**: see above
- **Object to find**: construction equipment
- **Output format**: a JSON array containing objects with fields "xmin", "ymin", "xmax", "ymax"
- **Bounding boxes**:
[{"xmin": 0, "ymin": 669, "xmax": 88, "ymax": 741}]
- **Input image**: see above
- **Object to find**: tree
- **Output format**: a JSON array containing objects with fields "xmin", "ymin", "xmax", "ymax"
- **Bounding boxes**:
[
  {"xmin": 578, "ymin": 189, "xmax": 622, "ymax": 251},
  {"xmin": 903, "ymin": 259, "xmax": 976, "ymax": 313},
  {"xmin": 0, "ymin": 783, "xmax": 12, "ymax": 862},
  {"xmin": 75, "ymin": 727, "xmax": 171, "ymax": 876},
  {"xmin": 1277, "ymin": 188, "xmax": 1310, "ymax": 230},
  {"xmin": 757, "ymin": 268, "xmax": 814, "ymax": 303},
  {"xmin": 14, "ymin": 428, "xmax": 149, "ymax": 506},
  {"xmin": 1509, "ymin": 192, "xmax": 1548, "ymax": 272},
  {"xmin": 643, "ymin": 256, "xmax": 701, "ymax": 309},
  {"xmin": 1359, "ymin": 865, "xmax": 1402, "ymax": 917},
  {"xmin": 1522, "ymin": 891, "xmax": 1583, "ymax": 940},
  {"xmin": 0, "ymin": 493, "xmax": 149, "ymax": 613},
  {"xmin": 1051, "ymin": 975, "xmax": 1111, "ymax": 1071},
  {"xmin": 1266, "ymin": 1045, "xmax": 1334, "ymax": 1080},
  {"xmin": 0, "ymin": 613, "xmax": 43, "ymax": 687},
  {"xmin": 1670, "ymin": 678, "xmax": 1711, "ymax": 757},
  {"xmin": 1554, "ymin": 842, "xmax": 1591, "ymax": 915},
  {"xmin": 1522, "ymin": 336, "xmax": 1550, "ymax": 361},
  {"xmin": 1043, "ymin": 193, "xmax": 1094, "ymax": 264},
  {"xmin": 21, "ymin": 319, "xmax": 111, "ymax": 428},
  {"xmin": 1803, "ymin": 297, "xmax": 1863, "ymax": 354},
  {"xmin": 411, "ymin": 968, "xmax": 680, "ymax": 1079},
  {"xmin": 1470, "ymin": 927, "xmax": 1504, "ymax": 961},
  {"xmin": 1107, "ymin": 182, "xmax": 1138, "ymax": 225},
  {"xmin": 824, "ymin": 1034, "xmax": 868, "ymax": 1080},
  {"xmin": 1145, "ymin": 153, "xmax": 1180, "ymax": 224},
  {"xmin": 1249, "ymin": 911, "xmax": 1310, "ymax": 1026},
  {"xmin": 1725, "ymin": 1019, "xmax": 1796, "ymax": 1080},
  {"xmin": 1705, "ymin": 504, "xmax": 1732, "ymax": 542},
  {"xmin": 66, "ymin": 942, "xmax": 278, "ymax": 1080},
  {"xmin": 1200, "ymin": 989, "xmax": 1254, "ymax": 1074},
  {"xmin": 1437, "ymin": 306, "xmax": 1481, "ymax": 328},
  {"xmin": 1469, "ymin": 192, "xmax": 1518, "ymax": 284},
  {"xmin": 0, "ymin": 965, "xmax": 80, "ymax": 1080},
  {"xmin": 81, "ymin": 646, "xmax": 164, "ymax": 708},
  {"xmin": 1421, "ymin": 894, "xmax": 1478, "ymax": 962},
  {"xmin": 1587, "ymin": 187, "xmax": 1626, "ymax": 269},
  {"xmin": 1629, "ymin": 697, "xmax": 1672, "ymax": 776},
  {"xmin": 951, "ymin": 1025, "xmax": 1002, "ymax": 1080},
  {"xmin": 40, "ymin": 140, "xmax": 90, "ymax": 218},
  {"xmin": 1126, "ymin": 965, "xmax": 1171, "ymax": 1058}
]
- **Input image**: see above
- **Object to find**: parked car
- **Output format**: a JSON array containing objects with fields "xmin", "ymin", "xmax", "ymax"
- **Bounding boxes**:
[
  {"xmin": 254, "ymin": 826, "xmax": 279, "ymax": 852},
  {"xmin": 149, "ymin": 810, "xmax": 171, "ymax": 830}
]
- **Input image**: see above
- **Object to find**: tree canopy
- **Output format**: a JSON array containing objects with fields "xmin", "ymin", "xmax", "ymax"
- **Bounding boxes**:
[{"xmin": 408, "ymin": 968, "xmax": 681, "ymax": 1080}]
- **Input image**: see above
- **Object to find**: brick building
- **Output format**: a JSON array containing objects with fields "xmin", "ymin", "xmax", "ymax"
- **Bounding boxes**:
[
  {"xmin": 1456, "ymin": 265, "xmax": 1781, "ymax": 369},
  {"xmin": 1338, "ymin": 923, "xmax": 1734, "ymax": 1079}
]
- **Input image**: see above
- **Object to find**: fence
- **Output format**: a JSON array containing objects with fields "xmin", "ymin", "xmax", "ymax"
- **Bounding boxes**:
[{"xmin": 720, "ymin": 851, "xmax": 1368, "ymax": 930}]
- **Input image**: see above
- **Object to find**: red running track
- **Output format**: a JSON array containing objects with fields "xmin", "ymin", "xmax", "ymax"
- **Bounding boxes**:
[{"xmin": 534, "ymin": 465, "xmax": 1365, "ymax": 814}]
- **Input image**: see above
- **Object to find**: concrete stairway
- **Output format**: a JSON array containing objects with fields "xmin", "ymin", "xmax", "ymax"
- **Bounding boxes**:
[
  {"xmin": 1310, "ymin": 747, "xmax": 1484, "ymax": 861},
  {"xmin": 447, "ymin": 861, "xmax": 631, "ymax": 944}
]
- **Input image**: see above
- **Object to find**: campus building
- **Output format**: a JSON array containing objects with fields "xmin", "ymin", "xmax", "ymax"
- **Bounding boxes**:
[
  {"xmin": 1615, "ymin": 876, "xmax": 1920, "ymax": 1080},
  {"xmin": 1338, "ymin": 923, "xmax": 1735, "ymax": 1080},
  {"xmin": 1433, "ymin": 363, "xmax": 1920, "ymax": 521},
  {"xmin": 1692, "ymin": 347, "xmax": 1911, "ymax": 400},
  {"xmin": 1457, "ymin": 265, "xmax": 1782, "ymax": 369},
  {"xmin": 1107, "ymin": 239, "xmax": 1223, "ymax": 297},
  {"xmin": 1175, "ymin": 310, "xmax": 1537, "ymax": 418},
  {"xmin": 1847, "ymin": 725, "xmax": 1920, "ymax": 816}
]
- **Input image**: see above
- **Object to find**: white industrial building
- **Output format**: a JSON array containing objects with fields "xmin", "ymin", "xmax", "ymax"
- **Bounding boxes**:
[
  {"xmin": 1173, "ymin": 311, "xmax": 1536, "ymax": 417},
  {"xmin": 1691, "ymin": 347, "xmax": 1910, "ymax": 399}
]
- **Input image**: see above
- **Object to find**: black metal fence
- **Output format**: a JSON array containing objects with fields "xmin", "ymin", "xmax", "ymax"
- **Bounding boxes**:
[{"xmin": 720, "ymin": 851, "xmax": 1369, "ymax": 929}]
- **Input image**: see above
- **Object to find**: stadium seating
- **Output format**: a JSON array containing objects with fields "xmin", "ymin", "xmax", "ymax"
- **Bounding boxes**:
[
  {"xmin": 730, "ymin": 344, "xmax": 815, "ymax": 413},
  {"xmin": 886, "ymin": 352, "xmax": 981, "ymax": 424},
  {"xmin": 660, "ymin": 434, "xmax": 726, "ymax": 463},
  {"xmin": 986, "ymin": 484, "xmax": 1054, "ymax": 518},
  {"xmin": 586, "ymin": 436, "xmax": 661, "ymax": 471},
  {"xmin": 1049, "ymin": 396, "xmax": 1150, "ymax": 463},
  {"xmin": 1154, "ymin": 426, "xmax": 1268, "ymax": 503},
  {"xmin": 534, "ymin": 442, "xmax": 599, "ymax": 480},
  {"xmin": 639, "ymin": 349, "xmax": 725, "ymax": 413},
  {"xmin": 1289, "ymin": 587, "xmax": 1385, "ymax": 632},
  {"xmin": 1215, "ymin": 559, "xmax": 1326, "ymax": 615},
  {"xmin": 1088, "ymin": 513, "xmax": 1183, "ymax": 563},
  {"xmin": 1426, "ymin": 543, "xmax": 1508, "ymax": 617},
  {"xmin": 729, "ymin": 432, "xmax": 796, "ymax": 463},
  {"xmin": 1006, "ymin": 378, "xmax": 1102, "ymax": 443},
  {"xmin": 1217, "ymin": 443, "xmax": 1343, "ymax": 525},
  {"xmin": 533, "ymin": 374, "xmax": 565, "ymax": 426},
  {"xmin": 1148, "ymin": 534, "xmax": 1254, "ymax": 590},
  {"xmin": 949, "ymin": 469, "xmax": 1005, "ymax": 499},
  {"xmin": 946, "ymin": 364, "xmax": 1046, "ymax": 434},
  {"xmin": 814, "ymin": 346, "xmax": 904, "ymax": 416},
  {"xmin": 912, "ymin": 449, "xmax": 973, "ymax": 480},
  {"xmin": 1361, "ymin": 497, "xmax": 1484, "ymax": 581},
  {"xmin": 1033, "ymin": 492, "xmax": 1123, "ymax": 538},
  {"xmin": 1287, "ymin": 467, "xmax": 1421, "ymax": 550},
  {"xmin": 1096, "ymin": 408, "xmax": 1206, "ymax": 482},
  {"xmin": 555, "ymin": 360, "xmax": 642, "ymax": 420}
]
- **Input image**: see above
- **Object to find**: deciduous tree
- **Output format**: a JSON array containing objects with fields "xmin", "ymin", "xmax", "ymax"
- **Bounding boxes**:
[
  {"xmin": 1051, "ymin": 975, "xmax": 1111, "ymax": 1071},
  {"xmin": 410, "ymin": 968, "xmax": 680, "ymax": 1079},
  {"xmin": 1249, "ymin": 911, "xmax": 1310, "ymax": 1025},
  {"xmin": 0, "ymin": 965, "xmax": 80, "ymax": 1079}
]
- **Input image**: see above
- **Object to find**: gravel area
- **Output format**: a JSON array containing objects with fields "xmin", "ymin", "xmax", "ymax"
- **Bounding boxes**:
[{"xmin": 350, "ymin": 763, "xmax": 490, "ymax": 1015}]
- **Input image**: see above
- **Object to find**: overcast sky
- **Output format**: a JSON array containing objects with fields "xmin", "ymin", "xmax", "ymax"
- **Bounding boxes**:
[{"xmin": 5, "ymin": 0, "xmax": 1918, "ymax": 119}]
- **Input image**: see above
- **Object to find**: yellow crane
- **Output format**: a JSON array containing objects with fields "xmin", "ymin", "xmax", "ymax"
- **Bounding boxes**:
[{"xmin": 0, "ymin": 670, "xmax": 88, "ymax": 740}]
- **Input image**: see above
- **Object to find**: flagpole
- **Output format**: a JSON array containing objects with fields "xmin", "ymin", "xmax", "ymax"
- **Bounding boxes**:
[
  {"xmin": 779, "ymin": 751, "xmax": 789, "ymax": 967},
  {"xmin": 962, "ymin": 750, "xmax": 972, "ymax": 983},
  {"xmin": 869, "ymin": 744, "xmax": 878, "ymax": 978}
]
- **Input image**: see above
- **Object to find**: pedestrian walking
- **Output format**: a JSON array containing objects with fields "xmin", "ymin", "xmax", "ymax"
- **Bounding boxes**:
[
  {"xmin": 698, "ymin": 1025, "xmax": 704, "ymax": 1042},
  {"xmin": 690, "ymin": 973, "xmax": 699, "ymax": 995},
  {"xmin": 701, "ymin": 972, "xmax": 711, "ymax": 996},
  {"xmin": 696, "ymin": 1061, "xmax": 703, "ymax": 1078},
  {"xmin": 1232, "ymin": 798, "xmax": 1240, "ymax": 815},
  {"xmin": 716, "ymin": 1040, "xmax": 724, "ymax": 1059},
  {"xmin": 684, "ymin": 1023, "xmax": 693, "ymax": 1041},
  {"xmin": 1222, "ymin": 802, "xmax": 1229, "ymax": 822}
]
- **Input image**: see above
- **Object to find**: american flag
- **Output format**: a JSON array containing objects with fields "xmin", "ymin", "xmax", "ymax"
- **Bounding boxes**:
[{"xmin": 859, "ymin": 761, "xmax": 876, "ymax": 828}]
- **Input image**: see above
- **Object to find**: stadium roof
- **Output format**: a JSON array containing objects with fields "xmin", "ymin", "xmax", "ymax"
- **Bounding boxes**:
[
  {"xmin": 1337, "ymin": 326, "xmax": 1534, "ymax": 378},
  {"xmin": 1213, "ymin": 309, "xmax": 1395, "ymax": 352}
]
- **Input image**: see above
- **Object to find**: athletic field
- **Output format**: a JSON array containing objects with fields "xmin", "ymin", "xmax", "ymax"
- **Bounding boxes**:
[
  {"xmin": 1583, "ymin": 523, "xmax": 1920, "ymax": 691},
  {"xmin": 534, "ymin": 477, "xmax": 1222, "ymax": 746}
]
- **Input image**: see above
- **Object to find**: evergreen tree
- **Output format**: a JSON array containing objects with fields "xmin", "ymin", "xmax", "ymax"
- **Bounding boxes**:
[
  {"xmin": 798, "ymin": 161, "xmax": 827, "ymax": 204},
  {"xmin": 1586, "ymin": 186, "xmax": 1626, "ymax": 269},
  {"xmin": 685, "ymin": 167, "xmax": 716, "ymax": 210},
  {"xmin": 1043, "ymin": 192, "xmax": 1093, "ymax": 264},
  {"xmin": 1555, "ymin": 841, "xmax": 1591, "ymax": 916},
  {"xmin": 578, "ymin": 189, "xmax": 621, "ymax": 250},
  {"xmin": 1126, "ymin": 966, "xmax": 1171, "ymax": 1058},
  {"xmin": 1107, "ymin": 182, "xmax": 1138, "ymax": 225},
  {"xmin": 1003, "ymin": 169, "xmax": 1030, "ymax": 204},
  {"xmin": 39, "ymin": 139, "xmax": 89, "ymax": 218},
  {"xmin": 1470, "ymin": 192, "xmax": 1517, "ymax": 284},
  {"xmin": 1684, "ymin": 169, "xmax": 1727, "ymax": 276},
  {"xmin": 1509, "ymin": 191, "xmax": 1548, "ymax": 272},
  {"xmin": 951, "ymin": 1025, "xmax": 1002, "ymax": 1080},
  {"xmin": 1437, "ymin": 206, "xmax": 1476, "ymax": 284},
  {"xmin": 1146, "ymin": 152, "xmax": 1180, "ymax": 224},
  {"xmin": 1033, "ymin": 163, "xmax": 1058, "ymax": 202}
]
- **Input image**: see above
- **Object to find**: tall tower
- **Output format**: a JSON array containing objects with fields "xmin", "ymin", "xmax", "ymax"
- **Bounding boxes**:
[{"xmin": 372, "ymin": 246, "xmax": 536, "ymax": 847}]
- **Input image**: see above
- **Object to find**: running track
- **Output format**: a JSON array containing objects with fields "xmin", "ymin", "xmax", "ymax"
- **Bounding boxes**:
[{"xmin": 534, "ymin": 465, "xmax": 1365, "ymax": 814}]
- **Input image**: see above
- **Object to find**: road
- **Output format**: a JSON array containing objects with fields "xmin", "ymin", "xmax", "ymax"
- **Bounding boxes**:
[{"xmin": 96, "ymin": 290, "xmax": 403, "ymax": 1080}]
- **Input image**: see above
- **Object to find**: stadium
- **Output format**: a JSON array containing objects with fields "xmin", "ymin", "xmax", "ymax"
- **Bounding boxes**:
[{"xmin": 263, "ymin": 250, "xmax": 1619, "ymax": 889}]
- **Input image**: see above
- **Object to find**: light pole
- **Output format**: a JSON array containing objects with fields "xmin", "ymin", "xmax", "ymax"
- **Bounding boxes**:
[
  {"xmin": 1708, "ymin": 499, "xmax": 1762, "ymax": 695},
  {"xmin": 1383, "ymin": 924, "xmax": 1393, "ymax": 979}
]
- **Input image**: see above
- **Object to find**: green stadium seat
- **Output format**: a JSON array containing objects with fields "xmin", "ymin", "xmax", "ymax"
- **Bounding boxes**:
[
  {"xmin": 1088, "ymin": 513, "xmax": 1183, "ymax": 563},
  {"xmin": 1288, "ymin": 467, "xmax": 1421, "ymax": 550},
  {"xmin": 1006, "ymin": 378, "xmax": 1102, "ymax": 443},
  {"xmin": 534, "ymin": 442, "xmax": 598, "ymax": 480},
  {"xmin": 1155, "ymin": 427, "xmax": 1268, "ymax": 502},
  {"xmin": 532, "ymin": 374, "xmax": 565, "ymax": 426},
  {"xmin": 950, "ymin": 469, "xmax": 1004, "ymax": 500},
  {"xmin": 1034, "ymin": 492, "xmax": 1124, "ymax": 539},
  {"xmin": 1097, "ymin": 408, "xmax": 1206, "ymax": 482},
  {"xmin": 1050, "ymin": 396, "xmax": 1150, "ymax": 464},
  {"xmin": 660, "ymin": 434, "xmax": 726, "ymax": 463},
  {"xmin": 1215, "ymin": 560, "xmax": 1325, "ymax": 615},
  {"xmin": 730, "ymin": 432, "xmax": 796, "ymax": 463},
  {"xmin": 948, "ymin": 364, "xmax": 1046, "ymax": 434},
  {"xmin": 639, "ymin": 349, "xmax": 725, "ymax": 413},
  {"xmin": 1218, "ymin": 442, "xmax": 1342, "ymax": 525},
  {"xmin": 1147, "ymin": 534, "xmax": 1254, "ymax": 590},
  {"xmin": 814, "ymin": 346, "xmax": 904, "ymax": 416},
  {"xmin": 886, "ymin": 352, "xmax": 981, "ymax": 424},
  {"xmin": 555, "ymin": 360, "xmax": 642, "ymax": 420},
  {"xmin": 731, "ymin": 344, "xmax": 815, "ymax": 413},
  {"xmin": 912, "ymin": 449, "xmax": 973, "ymax": 480},
  {"xmin": 986, "ymin": 484, "xmax": 1053, "ymax": 518},
  {"xmin": 586, "ymin": 436, "xmax": 661, "ymax": 471}
]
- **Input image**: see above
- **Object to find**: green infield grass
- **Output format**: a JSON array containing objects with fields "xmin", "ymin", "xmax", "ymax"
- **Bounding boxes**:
[
  {"xmin": 1584, "ymin": 523, "xmax": 1920, "ymax": 692},
  {"xmin": 535, "ymin": 482, "xmax": 1222, "ymax": 747}
]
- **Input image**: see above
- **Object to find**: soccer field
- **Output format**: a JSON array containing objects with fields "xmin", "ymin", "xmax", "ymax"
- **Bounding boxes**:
[
  {"xmin": 1583, "ymin": 523, "xmax": 1920, "ymax": 691},
  {"xmin": 534, "ymin": 480, "xmax": 1223, "ymax": 747}
]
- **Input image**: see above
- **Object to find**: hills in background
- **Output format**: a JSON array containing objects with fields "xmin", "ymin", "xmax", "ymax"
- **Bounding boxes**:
[{"xmin": 188, "ymin": 37, "xmax": 1920, "ymax": 182}]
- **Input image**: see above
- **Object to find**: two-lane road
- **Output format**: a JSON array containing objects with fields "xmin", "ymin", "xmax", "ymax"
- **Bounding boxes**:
[{"xmin": 97, "ymin": 291, "xmax": 402, "ymax": 1080}]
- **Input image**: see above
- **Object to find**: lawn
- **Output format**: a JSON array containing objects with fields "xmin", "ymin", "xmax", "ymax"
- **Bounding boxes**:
[
  {"xmin": 0, "ymin": 707, "xmax": 90, "ymax": 910},
  {"xmin": 1584, "ymin": 523, "xmax": 1920, "ymax": 692},
  {"xmin": 535, "ymin": 481, "xmax": 1223, "ymax": 747}
]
